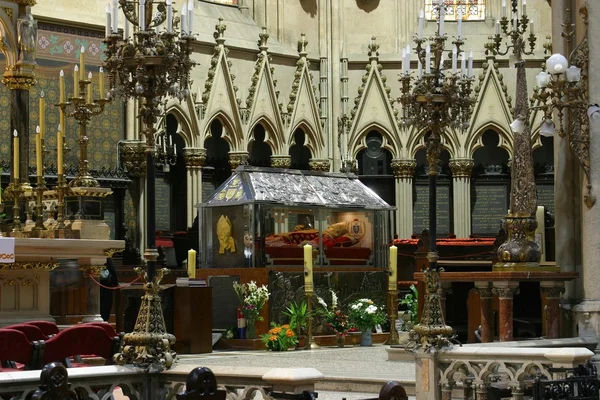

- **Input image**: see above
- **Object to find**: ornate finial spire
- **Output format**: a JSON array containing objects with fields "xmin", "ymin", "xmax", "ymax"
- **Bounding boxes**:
[
  {"xmin": 368, "ymin": 36, "xmax": 379, "ymax": 59},
  {"xmin": 214, "ymin": 17, "xmax": 226, "ymax": 45},
  {"xmin": 298, "ymin": 33, "xmax": 308, "ymax": 56},
  {"xmin": 258, "ymin": 27, "xmax": 269, "ymax": 52}
]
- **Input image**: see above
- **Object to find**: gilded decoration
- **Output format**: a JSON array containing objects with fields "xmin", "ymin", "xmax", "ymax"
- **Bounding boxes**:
[
  {"xmin": 228, "ymin": 152, "xmax": 249, "ymax": 170},
  {"xmin": 79, "ymin": 265, "xmax": 104, "ymax": 277},
  {"xmin": 308, "ymin": 159, "xmax": 330, "ymax": 172},
  {"xmin": 216, "ymin": 215, "xmax": 236, "ymax": 254},
  {"xmin": 104, "ymin": 248, "xmax": 125, "ymax": 258},
  {"xmin": 13, "ymin": 0, "xmax": 37, "ymax": 6},
  {"xmin": 494, "ymin": 215, "xmax": 541, "ymax": 269},
  {"xmin": 270, "ymin": 155, "xmax": 291, "ymax": 169},
  {"xmin": 118, "ymin": 141, "xmax": 147, "ymax": 178},
  {"xmin": 0, "ymin": 261, "xmax": 60, "ymax": 270},
  {"xmin": 449, "ymin": 159, "xmax": 475, "ymax": 178},
  {"xmin": 475, "ymin": 287, "xmax": 494, "ymax": 300},
  {"xmin": 183, "ymin": 148, "xmax": 207, "ymax": 169},
  {"xmin": 390, "ymin": 159, "xmax": 416, "ymax": 179},
  {"xmin": 493, "ymin": 287, "xmax": 518, "ymax": 299},
  {"xmin": 1, "ymin": 7, "xmax": 14, "ymax": 21},
  {"xmin": 1, "ymin": 75, "xmax": 36, "ymax": 90}
]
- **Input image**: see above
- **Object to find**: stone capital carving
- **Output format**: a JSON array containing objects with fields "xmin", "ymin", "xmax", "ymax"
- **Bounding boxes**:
[
  {"xmin": 493, "ymin": 287, "xmax": 518, "ymax": 299},
  {"xmin": 119, "ymin": 141, "xmax": 147, "ymax": 178},
  {"xmin": 1, "ymin": 74, "xmax": 36, "ymax": 90},
  {"xmin": 270, "ymin": 155, "xmax": 291, "ymax": 169},
  {"xmin": 449, "ymin": 159, "xmax": 474, "ymax": 178},
  {"xmin": 309, "ymin": 158, "xmax": 330, "ymax": 172},
  {"xmin": 228, "ymin": 151, "xmax": 249, "ymax": 170},
  {"xmin": 541, "ymin": 286, "xmax": 565, "ymax": 299},
  {"xmin": 79, "ymin": 265, "xmax": 105, "ymax": 277},
  {"xmin": 391, "ymin": 159, "xmax": 416, "ymax": 179},
  {"xmin": 341, "ymin": 159, "xmax": 358, "ymax": 174},
  {"xmin": 183, "ymin": 148, "xmax": 207, "ymax": 169},
  {"xmin": 476, "ymin": 287, "xmax": 494, "ymax": 300}
]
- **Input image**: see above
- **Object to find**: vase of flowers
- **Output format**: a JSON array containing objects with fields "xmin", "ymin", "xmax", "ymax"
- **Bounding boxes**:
[
  {"xmin": 316, "ymin": 290, "xmax": 348, "ymax": 347},
  {"xmin": 261, "ymin": 324, "xmax": 298, "ymax": 351},
  {"xmin": 347, "ymin": 298, "xmax": 386, "ymax": 346},
  {"xmin": 233, "ymin": 280, "xmax": 270, "ymax": 339}
]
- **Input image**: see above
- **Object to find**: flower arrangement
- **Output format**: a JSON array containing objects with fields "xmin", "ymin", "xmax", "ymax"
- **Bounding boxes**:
[
  {"xmin": 347, "ymin": 298, "xmax": 387, "ymax": 332},
  {"xmin": 261, "ymin": 323, "xmax": 298, "ymax": 351},
  {"xmin": 316, "ymin": 290, "xmax": 348, "ymax": 334},
  {"xmin": 233, "ymin": 280, "xmax": 270, "ymax": 321}
]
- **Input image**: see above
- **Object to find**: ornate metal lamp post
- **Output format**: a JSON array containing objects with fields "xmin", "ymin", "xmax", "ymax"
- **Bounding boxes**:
[
  {"xmin": 400, "ymin": 2, "xmax": 475, "ymax": 350},
  {"xmin": 103, "ymin": 0, "xmax": 194, "ymax": 369},
  {"xmin": 486, "ymin": 0, "xmax": 541, "ymax": 270}
]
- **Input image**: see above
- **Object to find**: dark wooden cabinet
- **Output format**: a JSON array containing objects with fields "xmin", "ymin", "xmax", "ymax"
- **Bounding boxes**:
[{"xmin": 174, "ymin": 286, "xmax": 212, "ymax": 354}]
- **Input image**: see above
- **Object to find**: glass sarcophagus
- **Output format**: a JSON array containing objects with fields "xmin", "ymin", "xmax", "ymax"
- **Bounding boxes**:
[{"xmin": 199, "ymin": 167, "xmax": 394, "ymax": 268}]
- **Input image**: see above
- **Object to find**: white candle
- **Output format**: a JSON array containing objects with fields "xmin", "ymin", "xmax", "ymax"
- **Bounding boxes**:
[
  {"xmin": 406, "ymin": 44, "xmax": 411, "ymax": 73},
  {"xmin": 452, "ymin": 45, "xmax": 457, "ymax": 73},
  {"xmin": 388, "ymin": 245, "xmax": 398, "ymax": 291},
  {"xmin": 401, "ymin": 48, "xmax": 406, "ymax": 74},
  {"xmin": 529, "ymin": 22, "xmax": 534, "ymax": 35},
  {"xmin": 124, "ymin": 18, "xmax": 129, "ymax": 39},
  {"xmin": 57, "ymin": 124, "xmax": 63, "ymax": 175},
  {"xmin": 169, "ymin": 135, "xmax": 173, "ymax": 146},
  {"xmin": 13, "ymin": 130, "xmax": 19, "ymax": 181},
  {"xmin": 105, "ymin": 4, "xmax": 111, "ymax": 37},
  {"xmin": 439, "ymin": 2, "xmax": 445, "ymax": 36},
  {"xmin": 87, "ymin": 71, "xmax": 93, "ymax": 104},
  {"xmin": 460, "ymin": 51, "xmax": 466, "ymax": 76},
  {"xmin": 35, "ymin": 126, "xmax": 42, "ymax": 177},
  {"xmin": 425, "ymin": 43, "xmax": 431, "ymax": 73},
  {"xmin": 79, "ymin": 46, "xmax": 85, "ymax": 80},
  {"xmin": 522, "ymin": 0, "xmax": 526, "ymax": 16},
  {"xmin": 140, "ymin": 0, "xmax": 146, "ymax": 31},
  {"xmin": 187, "ymin": 249, "xmax": 196, "ymax": 278},
  {"xmin": 457, "ymin": 9, "xmax": 462, "ymax": 38},
  {"xmin": 418, "ymin": 9, "xmax": 424, "ymax": 38},
  {"xmin": 166, "ymin": 0, "xmax": 173, "ymax": 33},
  {"xmin": 303, "ymin": 244, "xmax": 313, "ymax": 286},
  {"xmin": 502, "ymin": 0, "xmax": 507, "ymax": 18},
  {"xmin": 112, "ymin": 0, "xmax": 118, "ymax": 34},
  {"xmin": 181, "ymin": 3, "xmax": 187, "ymax": 33},
  {"xmin": 496, "ymin": 19, "xmax": 500, "ymax": 35},
  {"xmin": 418, "ymin": 59, "xmax": 422, "ymax": 78},
  {"xmin": 74, "ymin": 65, "xmax": 79, "ymax": 98},
  {"xmin": 188, "ymin": 0, "xmax": 194, "ymax": 33},
  {"xmin": 513, "ymin": 12, "xmax": 518, "ymax": 29},
  {"xmin": 468, "ymin": 49, "xmax": 473, "ymax": 78}
]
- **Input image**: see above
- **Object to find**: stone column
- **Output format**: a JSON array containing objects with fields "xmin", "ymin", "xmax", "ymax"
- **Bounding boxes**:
[
  {"xmin": 414, "ymin": 350, "xmax": 441, "ymax": 400},
  {"xmin": 391, "ymin": 159, "xmax": 416, "ymax": 238},
  {"xmin": 574, "ymin": 0, "xmax": 600, "ymax": 360},
  {"xmin": 79, "ymin": 265, "xmax": 105, "ymax": 322},
  {"xmin": 493, "ymin": 282, "xmax": 519, "ymax": 342},
  {"xmin": 228, "ymin": 151, "xmax": 249, "ymax": 170},
  {"xmin": 541, "ymin": 282, "xmax": 565, "ymax": 339},
  {"xmin": 184, "ymin": 148, "xmax": 206, "ymax": 226},
  {"xmin": 475, "ymin": 282, "xmax": 494, "ymax": 343},
  {"xmin": 474, "ymin": 382, "xmax": 489, "ymax": 400},
  {"xmin": 510, "ymin": 385, "xmax": 525, "ymax": 400},
  {"xmin": 270, "ymin": 155, "xmax": 291, "ymax": 169},
  {"xmin": 441, "ymin": 382, "xmax": 454, "ymax": 400},
  {"xmin": 449, "ymin": 159, "xmax": 474, "ymax": 238},
  {"xmin": 308, "ymin": 158, "xmax": 331, "ymax": 172}
]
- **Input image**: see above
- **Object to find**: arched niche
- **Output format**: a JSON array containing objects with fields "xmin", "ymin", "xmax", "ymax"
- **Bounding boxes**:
[
  {"xmin": 204, "ymin": 118, "xmax": 232, "ymax": 190},
  {"xmin": 473, "ymin": 129, "xmax": 510, "ymax": 176},
  {"xmin": 289, "ymin": 128, "xmax": 312, "ymax": 170},
  {"xmin": 248, "ymin": 123, "xmax": 273, "ymax": 167},
  {"xmin": 357, "ymin": 131, "xmax": 395, "ymax": 207}
]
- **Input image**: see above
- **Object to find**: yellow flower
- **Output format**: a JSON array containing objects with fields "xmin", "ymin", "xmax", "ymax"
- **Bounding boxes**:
[{"xmin": 286, "ymin": 329, "xmax": 294, "ymax": 337}]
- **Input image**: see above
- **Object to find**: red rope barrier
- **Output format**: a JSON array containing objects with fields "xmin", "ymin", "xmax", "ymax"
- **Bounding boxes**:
[
  {"xmin": 87, "ymin": 273, "xmax": 143, "ymax": 290},
  {"xmin": 396, "ymin": 250, "xmax": 494, "ymax": 259}
]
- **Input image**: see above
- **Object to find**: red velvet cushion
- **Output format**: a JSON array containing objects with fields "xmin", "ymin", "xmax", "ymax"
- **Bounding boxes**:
[
  {"xmin": 84, "ymin": 322, "xmax": 118, "ymax": 339},
  {"xmin": 5, "ymin": 324, "xmax": 47, "ymax": 342},
  {"xmin": 0, "ymin": 329, "xmax": 34, "ymax": 366},
  {"xmin": 23, "ymin": 321, "xmax": 59, "ymax": 336},
  {"xmin": 43, "ymin": 325, "xmax": 114, "ymax": 365}
]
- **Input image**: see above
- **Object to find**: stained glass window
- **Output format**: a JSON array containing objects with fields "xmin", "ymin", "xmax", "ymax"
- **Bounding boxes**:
[{"xmin": 425, "ymin": 0, "xmax": 486, "ymax": 21}]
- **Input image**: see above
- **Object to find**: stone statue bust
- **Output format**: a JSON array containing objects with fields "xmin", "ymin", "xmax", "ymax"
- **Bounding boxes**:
[{"xmin": 17, "ymin": 6, "xmax": 38, "ymax": 65}]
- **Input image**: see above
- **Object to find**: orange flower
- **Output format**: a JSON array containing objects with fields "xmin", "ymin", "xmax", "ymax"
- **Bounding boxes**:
[
  {"xmin": 272, "ymin": 327, "xmax": 282, "ymax": 334},
  {"xmin": 282, "ymin": 324, "xmax": 290, "ymax": 329},
  {"xmin": 286, "ymin": 329, "xmax": 294, "ymax": 337},
  {"xmin": 268, "ymin": 328, "xmax": 277, "ymax": 335},
  {"xmin": 269, "ymin": 335, "xmax": 278, "ymax": 341}
]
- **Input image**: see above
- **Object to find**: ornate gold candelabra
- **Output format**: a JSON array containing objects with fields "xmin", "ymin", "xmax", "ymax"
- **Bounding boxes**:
[
  {"xmin": 33, "ymin": 176, "xmax": 46, "ymax": 231},
  {"xmin": 59, "ymin": 76, "xmax": 109, "ymax": 188},
  {"xmin": 531, "ymin": 6, "xmax": 594, "ymax": 208},
  {"xmin": 486, "ymin": 0, "xmax": 541, "ymax": 270},
  {"xmin": 10, "ymin": 180, "xmax": 22, "ymax": 233},
  {"xmin": 104, "ymin": 0, "xmax": 194, "ymax": 370},
  {"xmin": 400, "ymin": 2, "xmax": 474, "ymax": 351}
]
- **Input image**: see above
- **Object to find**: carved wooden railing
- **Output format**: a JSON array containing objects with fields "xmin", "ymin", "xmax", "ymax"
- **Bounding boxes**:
[{"xmin": 437, "ymin": 346, "xmax": 595, "ymax": 399}]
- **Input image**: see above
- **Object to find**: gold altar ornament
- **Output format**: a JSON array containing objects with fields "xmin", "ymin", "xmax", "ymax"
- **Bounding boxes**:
[{"xmin": 217, "ymin": 215, "xmax": 236, "ymax": 254}]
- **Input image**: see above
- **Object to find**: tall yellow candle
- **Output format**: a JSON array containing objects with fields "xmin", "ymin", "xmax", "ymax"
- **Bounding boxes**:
[
  {"xmin": 39, "ymin": 91, "xmax": 45, "ymax": 140},
  {"xmin": 388, "ymin": 245, "xmax": 398, "ymax": 290},
  {"xmin": 87, "ymin": 72, "xmax": 93, "ymax": 104},
  {"xmin": 35, "ymin": 126, "xmax": 42, "ymax": 177},
  {"xmin": 13, "ymin": 130, "xmax": 19, "ymax": 181},
  {"xmin": 59, "ymin": 70, "xmax": 65, "ymax": 103},
  {"xmin": 57, "ymin": 124, "xmax": 64, "ymax": 175},
  {"xmin": 99, "ymin": 67, "xmax": 105, "ymax": 99},
  {"xmin": 73, "ymin": 65, "xmax": 79, "ymax": 98},
  {"xmin": 187, "ymin": 249, "xmax": 197, "ymax": 278},
  {"xmin": 303, "ymin": 244, "xmax": 313, "ymax": 286},
  {"xmin": 79, "ymin": 46, "xmax": 86, "ymax": 80}
]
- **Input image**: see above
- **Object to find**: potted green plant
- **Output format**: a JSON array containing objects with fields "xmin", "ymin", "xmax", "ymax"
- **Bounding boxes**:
[
  {"xmin": 260, "ymin": 323, "xmax": 298, "ymax": 351},
  {"xmin": 316, "ymin": 290, "xmax": 348, "ymax": 347},
  {"xmin": 282, "ymin": 299, "xmax": 311, "ymax": 348},
  {"xmin": 397, "ymin": 285, "xmax": 418, "ymax": 344},
  {"xmin": 347, "ymin": 298, "xmax": 387, "ymax": 346}
]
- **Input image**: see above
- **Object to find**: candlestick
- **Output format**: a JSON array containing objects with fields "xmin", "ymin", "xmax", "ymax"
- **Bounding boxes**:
[
  {"xmin": 418, "ymin": 59, "xmax": 422, "ymax": 78},
  {"xmin": 513, "ymin": 12, "xmax": 518, "ymax": 29},
  {"xmin": 402, "ymin": 48, "xmax": 406, "ymax": 75},
  {"xmin": 460, "ymin": 51, "xmax": 466, "ymax": 76},
  {"xmin": 496, "ymin": 19, "xmax": 500, "ymax": 35},
  {"xmin": 452, "ymin": 45, "xmax": 457, "ymax": 73},
  {"xmin": 99, "ymin": 67, "xmax": 105, "ymax": 99},
  {"xmin": 35, "ymin": 126, "xmax": 42, "ymax": 177},
  {"xmin": 105, "ymin": 3, "xmax": 111, "ymax": 37},
  {"xmin": 187, "ymin": 249, "xmax": 196, "ymax": 278},
  {"xmin": 425, "ymin": 44, "xmax": 431, "ymax": 73},
  {"xmin": 74, "ymin": 65, "xmax": 79, "ymax": 98},
  {"xmin": 439, "ymin": 2, "xmax": 445, "ymax": 36},
  {"xmin": 457, "ymin": 9, "xmax": 462, "ymax": 39},
  {"xmin": 59, "ymin": 69, "xmax": 65, "ymax": 103},
  {"xmin": 468, "ymin": 50, "xmax": 473, "ymax": 78},
  {"xmin": 39, "ymin": 91, "xmax": 45, "ymax": 140},
  {"xmin": 418, "ymin": 9, "xmax": 424, "ymax": 38},
  {"xmin": 80, "ymin": 46, "xmax": 85, "ymax": 81},
  {"xmin": 406, "ymin": 44, "xmax": 411, "ymax": 73},
  {"xmin": 502, "ymin": 0, "xmax": 506, "ymax": 18},
  {"xmin": 303, "ymin": 244, "xmax": 313, "ymax": 286},
  {"xmin": 522, "ymin": 0, "xmax": 526, "ymax": 16},
  {"xmin": 529, "ymin": 22, "xmax": 534, "ymax": 35},
  {"xmin": 181, "ymin": 3, "xmax": 187, "ymax": 33},
  {"xmin": 124, "ymin": 18, "xmax": 129, "ymax": 39},
  {"xmin": 389, "ymin": 245, "xmax": 398, "ymax": 290},
  {"xmin": 112, "ymin": 0, "xmax": 118, "ymax": 34},
  {"xmin": 13, "ymin": 130, "xmax": 19, "ymax": 181},
  {"xmin": 167, "ymin": 0, "xmax": 173, "ymax": 33},
  {"xmin": 87, "ymin": 71, "xmax": 93, "ymax": 104},
  {"xmin": 188, "ymin": 0, "xmax": 194, "ymax": 33},
  {"xmin": 140, "ymin": 0, "xmax": 146, "ymax": 31},
  {"xmin": 57, "ymin": 124, "xmax": 64, "ymax": 175}
]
